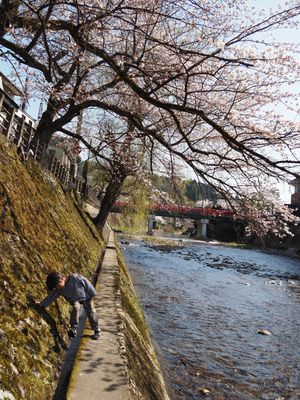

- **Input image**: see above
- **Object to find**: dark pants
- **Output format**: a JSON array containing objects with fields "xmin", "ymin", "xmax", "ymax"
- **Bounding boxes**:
[{"xmin": 70, "ymin": 298, "xmax": 100, "ymax": 331}]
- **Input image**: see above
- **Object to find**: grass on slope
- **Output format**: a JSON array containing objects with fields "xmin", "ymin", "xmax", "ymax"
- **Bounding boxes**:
[{"xmin": 0, "ymin": 136, "xmax": 103, "ymax": 400}]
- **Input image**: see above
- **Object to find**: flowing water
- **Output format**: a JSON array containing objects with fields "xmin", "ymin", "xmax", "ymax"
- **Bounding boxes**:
[{"xmin": 120, "ymin": 237, "xmax": 300, "ymax": 400}]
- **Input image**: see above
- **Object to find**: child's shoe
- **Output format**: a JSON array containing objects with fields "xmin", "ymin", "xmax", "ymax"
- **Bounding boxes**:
[
  {"xmin": 68, "ymin": 328, "xmax": 77, "ymax": 338},
  {"xmin": 91, "ymin": 330, "xmax": 101, "ymax": 340}
]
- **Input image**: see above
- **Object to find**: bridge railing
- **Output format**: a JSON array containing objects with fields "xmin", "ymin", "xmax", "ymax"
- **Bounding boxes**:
[{"xmin": 113, "ymin": 201, "xmax": 233, "ymax": 217}]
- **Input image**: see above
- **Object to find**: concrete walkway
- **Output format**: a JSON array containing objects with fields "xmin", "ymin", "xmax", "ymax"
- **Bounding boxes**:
[{"xmin": 68, "ymin": 232, "xmax": 129, "ymax": 400}]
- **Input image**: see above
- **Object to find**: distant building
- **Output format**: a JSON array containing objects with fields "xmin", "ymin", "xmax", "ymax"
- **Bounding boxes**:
[
  {"xmin": 42, "ymin": 134, "xmax": 85, "ymax": 191},
  {"xmin": 0, "ymin": 71, "xmax": 22, "ymax": 102},
  {"xmin": 290, "ymin": 178, "xmax": 300, "ymax": 205},
  {"xmin": 45, "ymin": 135, "xmax": 81, "ymax": 175}
]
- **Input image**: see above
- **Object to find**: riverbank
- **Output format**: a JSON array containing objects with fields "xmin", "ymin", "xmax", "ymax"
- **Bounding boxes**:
[
  {"xmin": 0, "ymin": 137, "xmax": 172, "ymax": 399},
  {"xmin": 0, "ymin": 136, "xmax": 104, "ymax": 399},
  {"xmin": 66, "ymin": 232, "xmax": 170, "ymax": 400},
  {"xmin": 117, "ymin": 237, "xmax": 171, "ymax": 399},
  {"xmin": 119, "ymin": 231, "xmax": 300, "ymax": 259}
]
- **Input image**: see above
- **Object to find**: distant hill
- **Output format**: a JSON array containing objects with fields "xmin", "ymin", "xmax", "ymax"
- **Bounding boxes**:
[{"xmin": 151, "ymin": 174, "xmax": 221, "ymax": 204}]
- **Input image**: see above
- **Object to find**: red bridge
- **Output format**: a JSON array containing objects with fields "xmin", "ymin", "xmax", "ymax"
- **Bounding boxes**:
[{"xmin": 112, "ymin": 202, "xmax": 233, "ymax": 219}]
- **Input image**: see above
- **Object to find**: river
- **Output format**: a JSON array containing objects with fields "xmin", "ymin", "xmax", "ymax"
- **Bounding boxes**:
[{"xmin": 119, "ymin": 237, "xmax": 300, "ymax": 400}]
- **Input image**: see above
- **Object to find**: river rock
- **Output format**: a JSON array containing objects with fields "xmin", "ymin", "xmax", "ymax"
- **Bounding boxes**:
[
  {"xmin": 0, "ymin": 328, "xmax": 7, "ymax": 342},
  {"xmin": 196, "ymin": 387, "xmax": 210, "ymax": 394},
  {"xmin": 257, "ymin": 329, "xmax": 272, "ymax": 335},
  {"xmin": 10, "ymin": 363, "xmax": 19, "ymax": 375},
  {"xmin": 261, "ymin": 392, "xmax": 281, "ymax": 400},
  {"xmin": 266, "ymin": 280, "xmax": 277, "ymax": 285},
  {"xmin": 0, "ymin": 389, "xmax": 15, "ymax": 400},
  {"xmin": 179, "ymin": 357, "xmax": 188, "ymax": 365}
]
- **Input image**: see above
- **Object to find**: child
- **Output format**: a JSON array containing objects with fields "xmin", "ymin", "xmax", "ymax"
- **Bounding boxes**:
[{"xmin": 37, "ymin": 271, "xmax": 101, "ymax": 340}]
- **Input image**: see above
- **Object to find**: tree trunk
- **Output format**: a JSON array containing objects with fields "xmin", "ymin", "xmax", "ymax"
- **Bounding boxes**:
[
  {"xmin": 33, "ymin": 109, "xmax": 56, "ymax": 150},
  {"xmin": 93, "ymin": 175, "xmax": 126, "ymax": 231},
  {"xmin": 32, "ymin": 95, "xmax": 64, "ymax": 151}
]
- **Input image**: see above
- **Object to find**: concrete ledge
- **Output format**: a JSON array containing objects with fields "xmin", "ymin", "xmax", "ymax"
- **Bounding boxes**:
[{"xmin": 67, "ymin": 232, "xmax": 129, "ymax": 400}]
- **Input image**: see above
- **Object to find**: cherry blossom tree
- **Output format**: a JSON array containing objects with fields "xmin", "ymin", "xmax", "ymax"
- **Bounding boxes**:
[
  {"xmin": 62, "ymin": 116, "xmax": 153, "ymax": 229},
  {"xmin": 1, "ymin": 0, "xmax": 300, "ymax": 233}
]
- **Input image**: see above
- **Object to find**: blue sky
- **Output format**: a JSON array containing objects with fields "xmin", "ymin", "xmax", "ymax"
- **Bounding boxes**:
[{"xmin": 253, "ymin": 0, "xmax": 300, "ymax": 202}]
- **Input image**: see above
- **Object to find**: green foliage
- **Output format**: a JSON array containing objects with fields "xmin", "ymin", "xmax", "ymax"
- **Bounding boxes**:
[
  {"xmin": 151, "ymin": 175, "xmax": 170, "ymax": 193},
  {"xmin": 117, "ymin": 184, "xmax": 149, "ymax": 234},
  {"xmin": 82, "ymin": 160, "xmax": 108, "ymax": 193},
  {"xmin": 151, "ymin": 174, "xmax": 186, "ymax": 203},
  {"xmin": 225, "ymin": 242, "xmax": 253, "ymax": 249},
  {"xmin": 185, "ymin": 179, "xmax": 220, "ymax": 203},
  {"xmin": 151, "ymin": 174, "xmax": 220, "ymax": 204},
  {"xmin": 0, "ymin": 136, "xmax": 104, "ymax": 399}
]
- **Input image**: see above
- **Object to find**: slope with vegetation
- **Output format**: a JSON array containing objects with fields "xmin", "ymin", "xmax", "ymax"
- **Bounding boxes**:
[{"xmin": 0, "ymin": 136, "xmax": 104, "ymax": 399}]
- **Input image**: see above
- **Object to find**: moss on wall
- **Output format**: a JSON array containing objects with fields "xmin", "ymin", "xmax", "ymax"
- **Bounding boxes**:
[
  {"xmin": 116, "ymin": 245, "xmax": 170, "ymax": 400},
  {"xmin": 0, "ymin": 137, "xmax": 104, "ymax": 399}
]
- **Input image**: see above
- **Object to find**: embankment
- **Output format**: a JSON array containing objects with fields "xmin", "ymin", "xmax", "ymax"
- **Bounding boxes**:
[
  {"xmin": 0, "ymin": 136, "xmax": 104, "ymax": 399},
  {"xmin": 0, "ymin": 136, "xmax": 171, "ymax": 400},
  {"xmin": 116, "ymin": 244, "xmax": 170, "ymax": 400}
]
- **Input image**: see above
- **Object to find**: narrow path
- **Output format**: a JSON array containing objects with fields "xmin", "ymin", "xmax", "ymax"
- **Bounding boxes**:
[{"xmin": 67, "ymin": 232, "xmax": 129, "ymax": 400}]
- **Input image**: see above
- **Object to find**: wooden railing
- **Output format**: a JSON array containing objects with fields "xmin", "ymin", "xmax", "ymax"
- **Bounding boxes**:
[
  {"xmin": 0, "ymin": 92, "xmax": 86, "ymax": 194},
  {"xmin": 49, "ymin": 157, "xmax": 85, "ymax": 193},
  {"xmin": 0, "ymin": 93, "xmax": 45, "ymax": 162}
]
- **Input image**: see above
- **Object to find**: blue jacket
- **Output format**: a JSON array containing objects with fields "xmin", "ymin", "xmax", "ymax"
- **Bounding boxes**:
[{"xmin": 41, "ymin": 274, "xmax": 96, "ymax": 307}]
